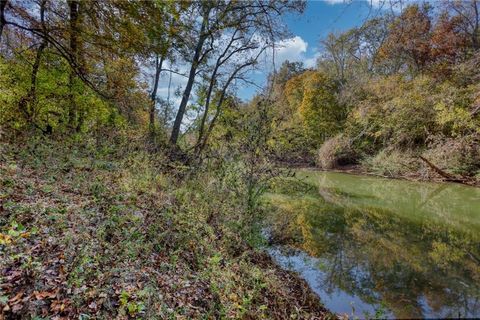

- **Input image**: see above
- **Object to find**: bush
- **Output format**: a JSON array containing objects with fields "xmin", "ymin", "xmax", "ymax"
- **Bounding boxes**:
[
  {"xmin": 317, "ymin": 134, "xmax": 355, "ymax": 169},
  {"xmin": 423, "ymin": 135, "xmax": 480, "ymax": 177},
  {"xmin": 362, "ymin": 149, "xmax": 419, "ymax": 177}
]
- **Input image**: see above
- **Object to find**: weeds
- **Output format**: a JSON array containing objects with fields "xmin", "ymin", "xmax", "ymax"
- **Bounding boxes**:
[{"xmin": 0, "ymin": 140, "xmax": 330, "ymax": 319}]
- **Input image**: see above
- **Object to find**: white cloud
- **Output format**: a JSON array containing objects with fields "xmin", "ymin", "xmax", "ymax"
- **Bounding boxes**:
[
  {"xmin": 304, "ymin": 52, "xmax": 322, "ymax": 68},
  {"xmin": 324, "ymin": 0, "xmax": 394, "ymax": 8},
  {"xmin": 274, "ymin": 36, "xmax": 308, "ymax": 65},
  {"xmin": 324, "ymin": 0, "xmax": 348, "ymax": 4},
  {"xmin": 253, "ymin": 34, "xmax": 324, "ymax": 78},
  {"xmin": 155, "ymin": 62, "xmax": 189, "ymax": 105}
]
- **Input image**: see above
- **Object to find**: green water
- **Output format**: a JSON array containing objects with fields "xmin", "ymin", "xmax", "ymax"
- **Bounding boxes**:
[{"xmin": 267, "ymin": 170, "xmax": 480, "ymax": 319}]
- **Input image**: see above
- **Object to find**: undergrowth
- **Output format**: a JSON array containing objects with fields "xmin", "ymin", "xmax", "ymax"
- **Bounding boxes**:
[{"xmin": 0, "ymin": 138, "xmax": 330, "ymax": 319}]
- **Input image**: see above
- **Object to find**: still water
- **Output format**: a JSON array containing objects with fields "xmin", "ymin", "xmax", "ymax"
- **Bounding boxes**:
[{"xmin": 266, "ymin": 171, "xmax": 480, "ymax": 319}]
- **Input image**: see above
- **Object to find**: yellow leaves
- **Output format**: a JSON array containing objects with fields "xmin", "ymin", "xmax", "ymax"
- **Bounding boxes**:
[
  {"xmin": 429, "ymin": 241, "xmax": 464, "ymax": 269},
  {"xmin": 286, "ymin": 70, "xmax": 331, "ymax": 118},
  {"xmin": 50, "ymin": 299, "xmax": 69, "ymax": 313},
  {"xmin": 0, "ymin": 233, "xmax": 12, "ymax": 245},
  {"xmin": 0, "ymin": 228, "xmax": 30, "ymax": 245},
  {"xmin": 0, "ymin": 221, "xmax": 34, "ymax": 245}
]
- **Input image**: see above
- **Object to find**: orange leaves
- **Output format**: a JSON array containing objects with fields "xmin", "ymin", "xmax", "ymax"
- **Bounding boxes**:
[
  {"xmin": 379, "ymin": 3, "xmax": 474, "ymax": 76},
  {"xmin": 379, "ymin": 4, "xmax": 432, "ymax": 71},
  {"xmin": 9, "ymin": 292, "xmax": 23, "ymax": 303},
  {"xmin": 34, "ymin": 289, "xmax": 58, "ymax": 300},
  {"xmin": 50, "ymin": 299, "xmax": 70, "ymax": 314}
]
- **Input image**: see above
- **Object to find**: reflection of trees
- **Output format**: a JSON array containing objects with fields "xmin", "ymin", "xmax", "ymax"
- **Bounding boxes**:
[
  {"xmin": 270, "ymin": 190, "xmax": 480, "ymax": 319},
  {"xmin": 315, "ymin": 172, "xmax": 480, "ymax": 234}
]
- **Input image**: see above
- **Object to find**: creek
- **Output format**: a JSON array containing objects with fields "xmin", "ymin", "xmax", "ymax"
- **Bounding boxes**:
[{"xmin": 266, "ymin": 170, "xmax": 480, "ymax": 319}]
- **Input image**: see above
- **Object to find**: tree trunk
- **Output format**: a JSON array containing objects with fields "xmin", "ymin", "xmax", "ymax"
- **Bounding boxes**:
[
  {"xmin": 474, "ymin": 0, "xmax": 479, "ymax": 50},
  {"xmin": 195, "ymin": 67, "xmax": 217, "ymax": 152},
  {"xmin": 150, "ymin": 54, "xmax": 164, "ymax": 135},
  {"xmin": 68, "ymin": 0, "xmax": 79, "ymax": 131},
  {"xmin": 19, "ymin": 0, "xmax": 47, "ymax": 127},
  {"xmin": 196, "ymin": 72, "xmax": 237, "ymax": 156},
  {"xmin": 169, "ymin": 7, "xmax": 210, "ymax": 145},
  {"xmin": 0, "ymin": 0, "xmax": 7, "ymax": 42},
  {"xmin": 195, "ymin": 28, "xmax": 241, "ymax": 152},
  {"xmin": 419, "ymin": 156, "xmax": 458, "ymax": 181},
  {"xmin": 19, "ymin": 41, "xmax": 46, "ymax": 124}
]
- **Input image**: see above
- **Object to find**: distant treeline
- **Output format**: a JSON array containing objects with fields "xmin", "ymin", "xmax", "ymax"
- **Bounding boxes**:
[{"xmin": 265, "ymin": 1, "xmax": 480, "ymax": 179}]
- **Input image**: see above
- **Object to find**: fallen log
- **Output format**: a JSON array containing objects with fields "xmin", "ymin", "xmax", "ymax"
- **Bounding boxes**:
[
  {"xmin": 419, "ymin": 156, "xmax": 475, "ymax": 185},
  {"xmin": 419, "ymin": 156, "xmax": 456, "ymax": 180}
]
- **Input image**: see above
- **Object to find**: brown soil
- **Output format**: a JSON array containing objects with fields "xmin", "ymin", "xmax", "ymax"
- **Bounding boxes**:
[{"xmin": 246, "ymin": 251, "xmax": 335, "ymax": 320}]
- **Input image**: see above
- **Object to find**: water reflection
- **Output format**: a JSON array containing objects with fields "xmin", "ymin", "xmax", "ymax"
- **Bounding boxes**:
[{"xmin": 266, "ymin": 171, "xmax": 480, "ymax": 319}]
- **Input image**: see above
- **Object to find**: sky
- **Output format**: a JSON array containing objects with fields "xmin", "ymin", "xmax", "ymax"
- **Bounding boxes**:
[
  {"xmin": 155, "ymin": 0, "xmax": 394, "ymax": 111},
  {"xmin": 238, "ymin": 0, "xmax": 393, "ymax": 100},
  {"xmin": 237, "ymin": 0, "xmax": 393, "ymax": 99}
]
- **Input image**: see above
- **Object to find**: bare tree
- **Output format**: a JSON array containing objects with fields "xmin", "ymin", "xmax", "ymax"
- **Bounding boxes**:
[
  {"xmin": 169, "ymin": 0, "xmax": 305, "ymax": 146},
  {"xmin": 149, "ymin": 54, "xmax": 164, "ymax": 134},
  {"xmin": 169, "ymin": 3, "xmax": 213, "ymax": 145},
  {"xmin": 196, "ymin": 27, "xmax": 259, "ymax": 150},
  {"xmin": 196, "ymin": 47, "xmax": 267, "ymax": 156}
]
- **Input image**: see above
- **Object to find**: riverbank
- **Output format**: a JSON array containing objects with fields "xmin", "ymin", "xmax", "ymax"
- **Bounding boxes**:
[
  {"xmin": 286, "ymin": 162, "xmax": 480, "ymax": 187},
  {"xmin": 0, "ymin": 140, "xmax": 332, "ymax": 319}
]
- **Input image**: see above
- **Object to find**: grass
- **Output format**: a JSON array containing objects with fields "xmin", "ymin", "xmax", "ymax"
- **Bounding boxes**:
[{"xmin": 0, "ymin": 139, "xmax": 331, "ymax": 319}]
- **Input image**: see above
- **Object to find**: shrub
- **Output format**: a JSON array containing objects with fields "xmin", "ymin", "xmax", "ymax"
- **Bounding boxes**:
[
  {"xmin": 317, "ymin": 134, "xmax": 355, "ymax": 169},
  {"xmin": 362, "ymin": 149, "xmax": 419, "ymax": 177},
  {"xmin": 423, "ymin": 135, "xmax": 480, "ymax": 177}
]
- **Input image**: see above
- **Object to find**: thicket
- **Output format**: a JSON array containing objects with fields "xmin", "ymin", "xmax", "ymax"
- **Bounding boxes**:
[{"xmin": 267, "ymin": 2, "xmax": 480, "ymax": 180}]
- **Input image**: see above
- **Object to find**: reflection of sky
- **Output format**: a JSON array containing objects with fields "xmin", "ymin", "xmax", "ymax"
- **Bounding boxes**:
[
  {"xmin": 267, "ymin": 171, "xmax": 480, "ymax": 318},
  {"xmin": 268, "ymin": 239, "xmax": 480, "ymax": 318},
  {"xmin": 268, "ymin": 247, "xmax": 393, "ymax": 319}
]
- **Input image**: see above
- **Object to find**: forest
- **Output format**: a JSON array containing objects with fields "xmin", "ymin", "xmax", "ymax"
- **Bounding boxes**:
[
  {"xmin": 0, "ymin": 0, "xmax": 479, "ymax": 319},
  {"xmin": 272, "ymin": 2, "xmax": 480, "ymax": 182}
]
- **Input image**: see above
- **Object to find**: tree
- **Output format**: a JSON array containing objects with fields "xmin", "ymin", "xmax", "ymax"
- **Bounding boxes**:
[
  {"xmin": 285, "ymin": 71, "xmax": 343, "ymax": 145},
  {"xmin": 357, "ymin": 16, "xmax": 393, "ymax": 73},
  {"xmin": 429, "ymin": 11, "xmax": 469, "ymax": 75},
  {"xmin": 16, "ymin": 0, "xmax": 47, "ymax": 129},
  {"xmin": 0, "ymin": 0, "xmax": 156, "ymax": 132},
  {"xmin": 444, "ymin": 0, "xmax": 480, "ymax": 50},
  {"xmin": 378, "ymin": 4, "xmax": 432, "ymax": 74},
  {"xmin": 169, "ymin": 0, "xmax": 305, "ymax": 146},
  {"xmin": 320, "ymin": 30, "xmax": 360, "ymax": 83},
  {"xmin": 67, "ymin": 0, "xmax": 80, "ymax": 131},
  {"xmin": 169, "ymin": 2, "xmax": 213, "ymax": 145}
]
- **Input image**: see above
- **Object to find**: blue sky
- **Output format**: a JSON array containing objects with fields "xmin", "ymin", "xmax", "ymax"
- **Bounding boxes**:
[
  {"xmin": 155, "ymin": 0, "xmax": 393, "ymax": 110},
  {"xmin": 237, "ymin": 0, "xmax": 390, "ymax": 99}
]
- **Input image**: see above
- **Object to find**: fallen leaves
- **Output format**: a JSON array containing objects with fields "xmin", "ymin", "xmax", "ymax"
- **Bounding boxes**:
[
  {"xmin": 0, "ymin": 233, "xmax": 12, "ymax": 245},
  {"xmin": 0, "ymin": 144, "xmax": 332, "ymax": 319},
  {"xmin": 34, "ymin": 289, "xmax": 58, "ymax": 300}
]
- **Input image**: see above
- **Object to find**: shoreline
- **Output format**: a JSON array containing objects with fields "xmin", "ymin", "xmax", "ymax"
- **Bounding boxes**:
[
  {"xmin": 247, "ymin": 251, "xmax": 334, "ymax": 319},
  {"xmin": 284, "ymin": 163, "xmax": 480, "ymax": 187}
]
